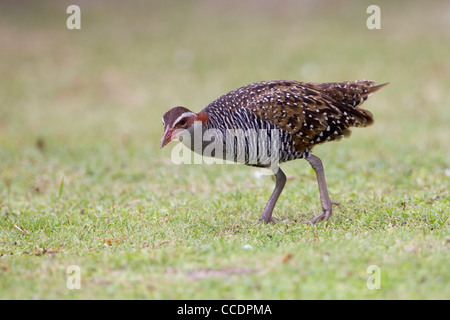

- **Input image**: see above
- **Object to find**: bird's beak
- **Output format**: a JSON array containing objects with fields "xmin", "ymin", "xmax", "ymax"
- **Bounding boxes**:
[{"xmin": 160, "ymin": 127, "xmax": 174, "ymax": 148}]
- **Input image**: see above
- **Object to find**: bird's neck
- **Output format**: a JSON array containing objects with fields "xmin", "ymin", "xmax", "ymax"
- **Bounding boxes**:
[{"xmin": 196, "ymin": 111, "xmax": 209, "ymax": 124}]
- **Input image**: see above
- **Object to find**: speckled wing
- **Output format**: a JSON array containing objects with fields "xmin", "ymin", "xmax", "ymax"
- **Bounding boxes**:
[{"xmin": 238, "ymin": 80, "xmax": 385, "ymax": 152}]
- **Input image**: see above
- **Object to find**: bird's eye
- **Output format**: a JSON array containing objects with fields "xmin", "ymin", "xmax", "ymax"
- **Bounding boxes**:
[{"xmin": 179, "ymin": 118, "xmax": 187, "ymax": 126}]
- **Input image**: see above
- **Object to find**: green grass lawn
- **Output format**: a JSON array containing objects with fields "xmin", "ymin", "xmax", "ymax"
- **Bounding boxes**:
[{"xmin": 0, "ymin": 1, "xmax": 449, "ymax": 299}]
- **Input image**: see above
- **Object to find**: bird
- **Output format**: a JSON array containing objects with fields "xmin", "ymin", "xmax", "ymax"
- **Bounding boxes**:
[{"xmin": 160, "ymin": 79, "xmax": 388, "ymax": 224}]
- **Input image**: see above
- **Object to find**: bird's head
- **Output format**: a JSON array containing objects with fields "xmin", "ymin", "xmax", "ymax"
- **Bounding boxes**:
[{"xmin": 160, "ymin": 106, "xmax": 209, "ymax": 148}]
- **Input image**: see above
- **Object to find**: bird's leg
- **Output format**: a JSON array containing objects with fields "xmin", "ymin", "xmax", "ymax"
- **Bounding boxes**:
[
  {"xmin": 304, "ymin": 154, "xmax": 340, "ymax": 224},
  {"xmin": 258, "ymin": 167, "xmax": 286, "ymax": 224}
]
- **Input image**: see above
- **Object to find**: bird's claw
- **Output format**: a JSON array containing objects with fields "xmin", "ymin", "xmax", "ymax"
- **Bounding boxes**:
[{"xmin": 303, "ymin": 201, "xmax": 340, "ymax": 224}]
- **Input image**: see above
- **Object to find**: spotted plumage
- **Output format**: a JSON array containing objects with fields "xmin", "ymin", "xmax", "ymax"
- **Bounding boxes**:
[{"xmin": 161, "ymin": 79, "xmax": 388, "ymax": 224}]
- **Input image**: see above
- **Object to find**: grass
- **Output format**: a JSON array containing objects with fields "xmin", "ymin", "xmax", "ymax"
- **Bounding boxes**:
[{"xmin": 0, "ymin": 0, "xmax": 449, "ymax": 299}]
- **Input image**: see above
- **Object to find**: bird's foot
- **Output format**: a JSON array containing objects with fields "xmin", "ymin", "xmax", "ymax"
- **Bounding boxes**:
[
  {"xmin": 303, "ymin": 201, "xmax": 340, "ymax": 224},
  {"xmin": 258, "ymin": 216, "xmax": 277, "ymax": 224}
]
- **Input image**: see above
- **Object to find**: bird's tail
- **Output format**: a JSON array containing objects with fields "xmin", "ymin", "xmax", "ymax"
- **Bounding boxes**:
[
  {"xmin": 315, "ymin": 80, "xmax": 388, "ymax": 127},
  {"xmin": 315, "ymin": 80, "xmax": 388, "ymax": 107},
  {"xmin": 366, "ymin": 82, "xmax": 390, "ymax": 97}
]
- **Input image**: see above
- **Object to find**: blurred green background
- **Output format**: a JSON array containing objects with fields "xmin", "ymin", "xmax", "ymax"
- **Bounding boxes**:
[{"xmin": 0, "ymin": 0, "xmax": 449, "ymax": 299}]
